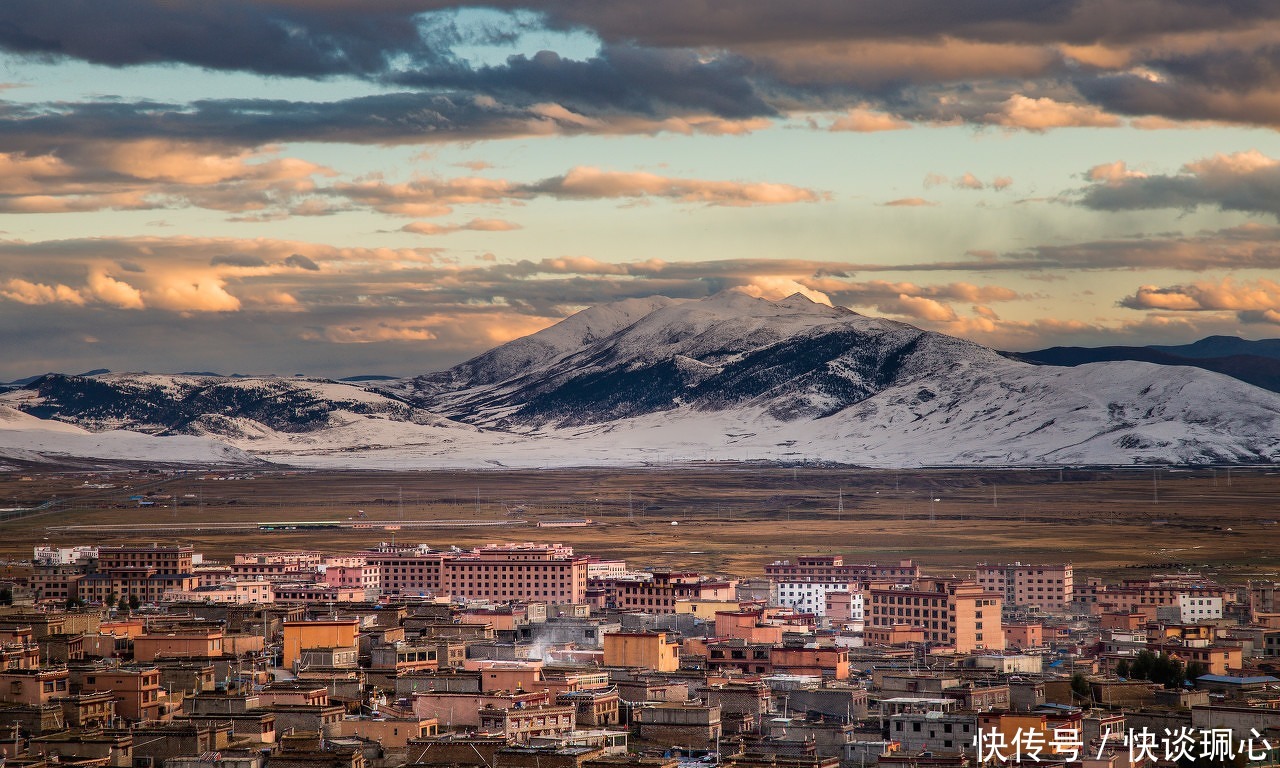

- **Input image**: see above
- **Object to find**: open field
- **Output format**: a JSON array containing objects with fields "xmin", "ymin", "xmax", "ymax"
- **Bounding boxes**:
[{"xmin": 2, "ymin": 465, "xmax": 1280, "ymax": 582}]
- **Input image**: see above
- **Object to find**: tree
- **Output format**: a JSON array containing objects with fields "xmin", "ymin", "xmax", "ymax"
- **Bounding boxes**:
[
  {"xmin": 1186, "ymin": 661, "xmax": 1209, "ymax": 685},
  {"xmin": 106, "ymin": 592, "xmax": 118, "ymax": 609},
  {"xmin": 1071, "ymin": 673, "xmax": 1093, "ymax": 702},
  {"xmin": 128, "ymin": 594, "xmax": 141, "ymax": 610},
  {"xmin": 1127, "ymin": 650, "xmax": 1186, "ymax": 689},
  {"xmin": 1116, "ymin": 659, "xmax": 1131, "ymax": 678}
]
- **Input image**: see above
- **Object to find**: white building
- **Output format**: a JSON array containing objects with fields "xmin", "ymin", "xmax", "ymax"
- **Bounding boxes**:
[
  {"xmin": 33, "ymin": 546, "xmax": 97, "ymax": 565},
  {"xmin": 777, "ymin": 581, "xmax": 854, "ymax": 618},
  {"xmin": 1178, "ymin": 594, "xmax": 1224, "ymax": 623}
]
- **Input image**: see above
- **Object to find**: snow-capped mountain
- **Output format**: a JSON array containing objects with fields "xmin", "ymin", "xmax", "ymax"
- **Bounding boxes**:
[
  {"xmin": 391, "ymin": 291, "xmax": 1009, "ymax": 429},
  {"xmin": 5, "ymin": 290, "xmax": 1280, "ymax": 467}
]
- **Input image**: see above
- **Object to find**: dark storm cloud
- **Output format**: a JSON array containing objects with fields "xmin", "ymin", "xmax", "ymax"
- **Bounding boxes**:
[
  {"xmin": 1079, "ymin": 151, "xmax": 1280, "ymax": 219},
  {"xmin": 0, "ymin": 0, "xmax": 460, "ymax": 78},
  {"xmin": 0, "ymin": 90, "xmax": 727, "ymax": 153},
  {"xmin": 5, "ymin": 1, "xmax": 1280, "ymax": 137},
  {"xmin": 398, "ymin": 44, "xmax": 775, "ymax": 119},
  {"xmin": 516, "ymin": 0, "xmax": 1280, "ymax": 48}
]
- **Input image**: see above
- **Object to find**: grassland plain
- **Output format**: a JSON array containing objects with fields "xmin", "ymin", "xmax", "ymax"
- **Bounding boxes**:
[{"xmin": 2, "ymin": 465, "xmax": 1279, "ymax": 583}]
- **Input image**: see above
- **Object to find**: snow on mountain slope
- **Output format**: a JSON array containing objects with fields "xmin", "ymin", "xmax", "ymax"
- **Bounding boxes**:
[
  {"xmin": 6, "ymin": 291, "xmax": 1280, "ymax": 468},
  {"xmin": 397, "ymin": 290, "xmax": 1010, "ymax": 429},
  {"xmin": 3, "ymin": 372, "xmax": 452, "ymax": 437},
  {"xmin": 0, "ymin": 405, "xmax": 259, "ymax": 466},
  {"xmin": 395, "ymin": 296, "xmax": 679, "ymax": 396}
]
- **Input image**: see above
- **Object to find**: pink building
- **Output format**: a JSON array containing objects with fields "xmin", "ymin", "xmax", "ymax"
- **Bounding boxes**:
[{"xmin": 324, "ymin": 564, "xmax": 380, "ymax": 600}]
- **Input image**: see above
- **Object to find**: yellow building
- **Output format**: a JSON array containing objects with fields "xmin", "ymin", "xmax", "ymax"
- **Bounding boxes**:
[
  {"xmin": 603, "ymin": 632, "xmax": 679, "ymax": 672},
  {"xmin": 282, "ymin": 619, "xmax": 359, "ymax": 671},
  {"xmin": 675, "ymin": 599, "xmax": 742, "ymax": 617}
]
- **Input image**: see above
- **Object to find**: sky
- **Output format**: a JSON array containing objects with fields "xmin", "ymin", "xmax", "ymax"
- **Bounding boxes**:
[{"xmin": 6, "ymin": 2, "xmax": 1280, "ymax": 379}]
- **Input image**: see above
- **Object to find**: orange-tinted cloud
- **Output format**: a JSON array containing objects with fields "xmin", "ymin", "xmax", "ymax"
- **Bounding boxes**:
[
  {"xmin": 1121, "ymin": 277, "xmax": 1280, "ymax": 313},
  {"xmin": 735, "ymin": 278, "xmax": 832, "ymax": 305},
  {"xmin": 881, "ymin": 197, "xmax": 938, "ymax": 207},
  {"xmin": 401, "ymin": 218, "xmax": 523, "ymax": 236},
  {"xmin": 992, "ymin": 95, "xmax": 1124, "ymax": 130},
  {"xmin": 530, "ymin": 166, "xmax": 824, "ymax": 206},
  {"xmin": 828, "ymin": 107, "xmax": 911, "ymax": 132},
  {"xmin": 0, "ymin": 278, "xmax": 85, "ymax": 306}
]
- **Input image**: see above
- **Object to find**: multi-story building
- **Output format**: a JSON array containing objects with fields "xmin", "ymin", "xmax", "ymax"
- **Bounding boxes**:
[
  {"xmin": 1177, "ymin": 594, "xmax": 1224, "ymax": 623},
  {"xmin": 591, "ymin": 572, "xmax": 735, "ymax": 614},
  {"xmin": 365, "ymin": 548, "xmax": 446, "ymax": 597},
  {"xmin": 976, "ymin": 563, "xmax": 1074, "ymax": 613},
  {"xmin": 765, "ymin": 555, "xmax": 919, "ymax": 586},
  {"xmin": 324, "ymin": 564, "xmax": 381, "ymax": 600},
  {"xmin": 70, "ymin": 665, "xmax": 166, "ymax": 722},
  {"xmin": 33, "ymin": 546, "xmax": 97, "ymax": 566},
  {"xmin": 867, "ymin": 579, "xmax": 1005, "ymax": 652},
  {"xmin": 777, "ymin": 580, "xmax": 857, "ymax": 618},
  {"xmin": 1078, "ymin": 574, "xmax": 1231, "ymax": 617},
  {"xmin": 478, "ymin": 703, "xmax": 575, "ymax": 743},
  {"xmin": 368, "ymin": 543, "xmax": 588, "ymax": 603},
  {"xmin": 76, "ymin": 544, "xmax": 199, "ymax": 605},
  {"xmin": 30, "ymin": 563, "xmax": 89, "ymax": 603},
  {"xmin": 442, "ymin": 544, "xmax": 589, "ymax": 604}
]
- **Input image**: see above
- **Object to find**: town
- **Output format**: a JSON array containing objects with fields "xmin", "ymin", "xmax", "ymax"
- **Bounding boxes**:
[{"xmin": 0, "ymin": 540, "xmax": 1272, "ymax": 768}]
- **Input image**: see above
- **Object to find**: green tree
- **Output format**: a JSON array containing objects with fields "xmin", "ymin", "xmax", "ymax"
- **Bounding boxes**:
[
  {"xmin": 1116, "ymin": 659, "xmax": 1131, "ymax": 678},
  {"xmin": 128, "ymin": 594, "xmax": 141, "ymax": 610},
  {"xmin": 0, "ymin": 588, "xmax": 12, "ymax": 606},
  {"xmin": 1127, "ymin": 650, "xmax": 1186, "ymax": 689}
]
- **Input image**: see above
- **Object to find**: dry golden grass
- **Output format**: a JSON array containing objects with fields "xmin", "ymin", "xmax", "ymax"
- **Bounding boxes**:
[{"xmin": 2, "ymin": 465, "xmax": 1279, "ymax": 581}]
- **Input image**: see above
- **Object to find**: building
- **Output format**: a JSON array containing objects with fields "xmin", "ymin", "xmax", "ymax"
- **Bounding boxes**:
[
  {"xmin": 602, "ymin": 632, "xmax": 680, "ymax": 672},
  {"xmin": 1176, "ymin": 594, "xmax": 1224, "ymax": 623},
  {"xmin": 479, "ymin": 703, "xmax": 575, "ymax": 743},
  {"xmin": 867, "ymin": 579, "xmax": 1004, "ymax": 652},
  {"xmin": 975, "ymin": 563, "xmax": 1073, "ymax": 613},
  {"xmin": 75, "ymin": 544, "xmax": 200, "ymax": 605},
  {"xmin": 765, "ymin": 556, "xmax": 919, "ymax": 585},
  {"xmin": 283, "ymin": 619, "xmax": 359, "ymax": 671},
  {"xmin": 777, "ymin": 580, "xmax": 858, "ymax": 620},
  {"xmin": 591, "ymin": 572, "xmax": 735, "ymax": 614}
]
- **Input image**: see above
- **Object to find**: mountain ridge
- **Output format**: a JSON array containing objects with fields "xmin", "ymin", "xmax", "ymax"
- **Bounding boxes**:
[{"xmin": 3, "ymin": 291, "xmax": 1280, "ymax": 468}]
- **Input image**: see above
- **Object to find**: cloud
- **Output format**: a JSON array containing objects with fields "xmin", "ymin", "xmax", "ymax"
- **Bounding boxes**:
[
  {"xmin": 309, "ymin": 321, "xmax": 440, "ymax": 344},
  {"xmin": 734, "ymin": 278, "xmax": 831, "ymax": 305},
  {"xmin": 827, "ymin": 107, "xmax": 911, "ymax": 132},
  {"xmin": 1085, "ymin": 160, "xmax": 1146, "ymax": 182},
  {"xmin": 210, "ymin": 254, "xmax": 268, "ymax": 268},
  {"xmin": 527, "ymin": 166, "xmax": 823, "ymax": 206},
  {"xmin": 87, "ymin": 270, "xmax": 145, "ymax": 309},
  {"xmin": 401, "ymin": 218, "xmax": 523, "ymax": 236},
  {"xmin": 0, "ymin": 278, "xmax": 84, "ymax": 306},
  {"xmin": 284, "ymin": 253, "xmax": 320, "ymax": 271},
  {"xmin": 334, "ymin": 166, "xmax": 823, "ymax": 217},
  {"xmin": 1080, "ymin": 149, "xmax": 1280, "ymax": 218},
  {"xmin": 880, "ymin": 197, "xmax": 938, "ymax": 207},
  {"xmin": 0, "ymin": 141, "xmax": 331, "ymax": 217},
  {"xmin": 924, "ymin": 172, "xmax": 1013, "ymax": 192},
  {"xmin": 879, "ymin": 294, "xmax": 959, "ymax": 322},
  {"xmin": 992, "ymin": 95, "xmax": 1124, "ymax": 130},
  {"xmin": 1120, "ymin": 277, "xmax": 1280, "ymax": 314}
]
